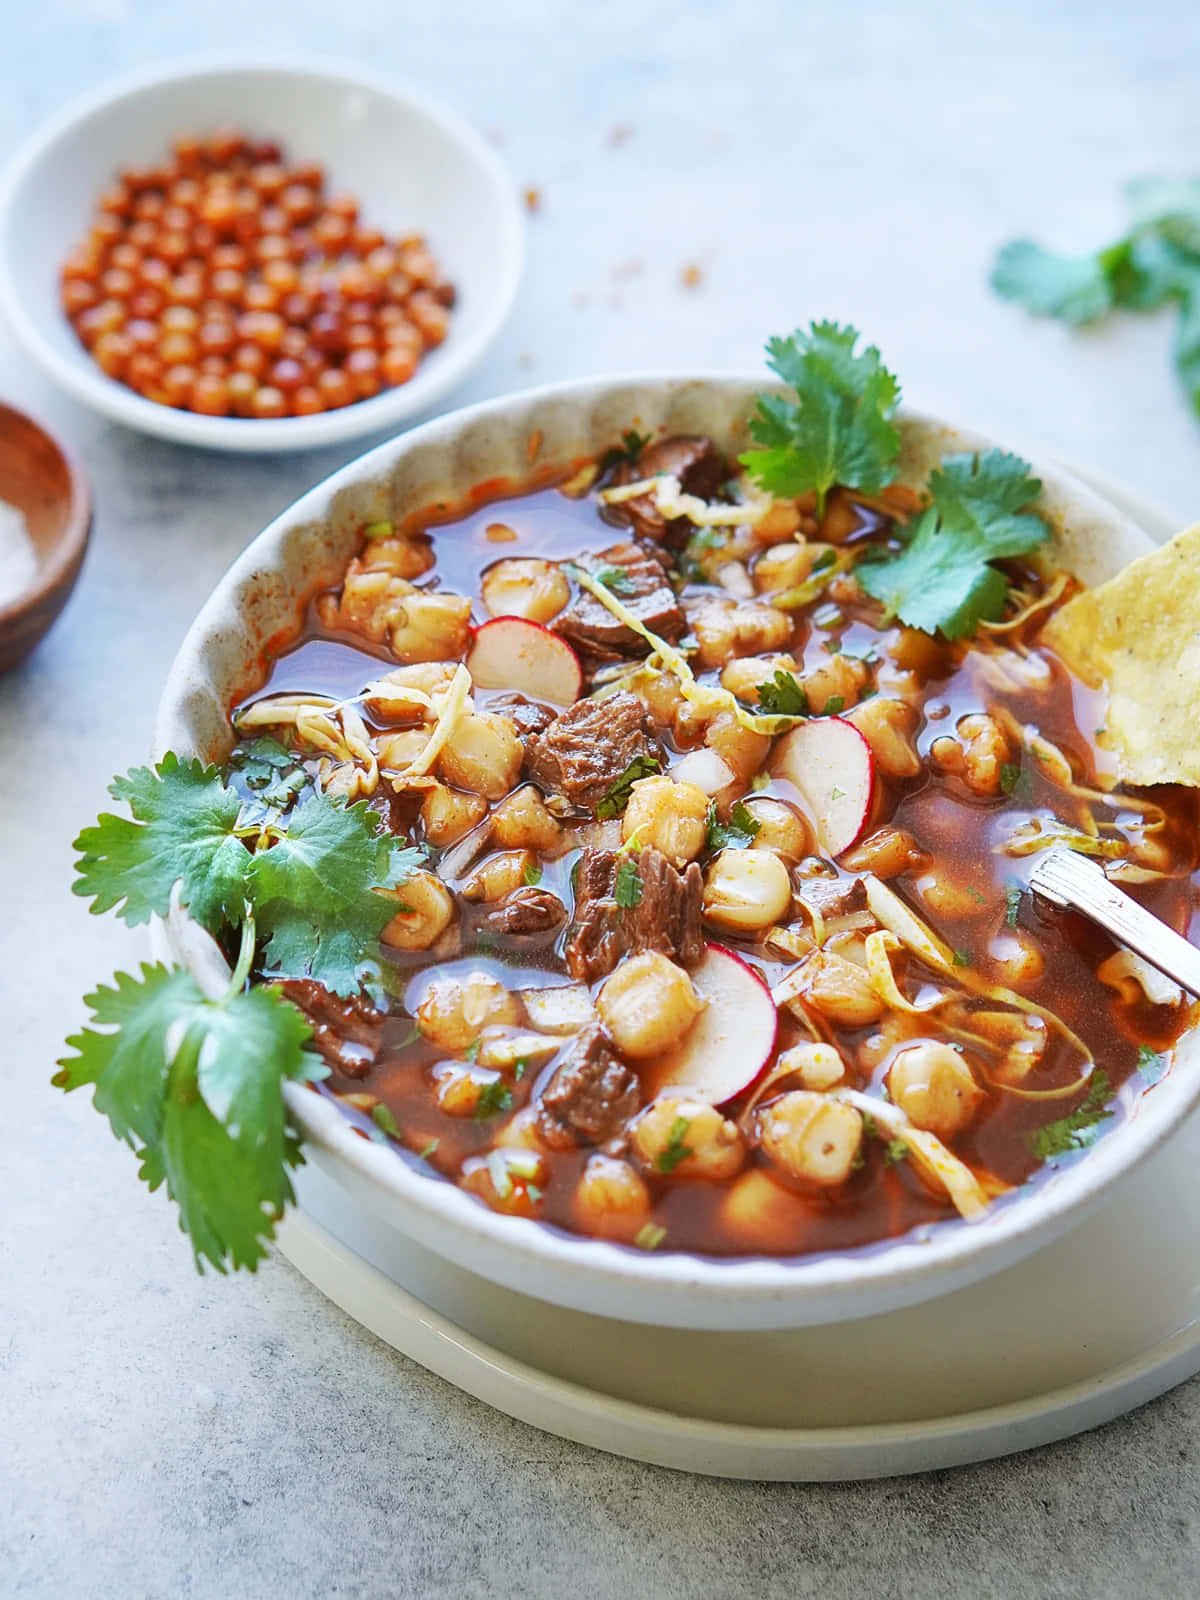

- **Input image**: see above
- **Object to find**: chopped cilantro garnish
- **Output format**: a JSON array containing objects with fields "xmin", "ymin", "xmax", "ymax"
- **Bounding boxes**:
[
  {"xmin": 1030, "ymin": 1071, "xmax": 1114, "ymax": 1160},
  {"xmin": 740, "ymin": 322, "xmax": 901, "ymax": 514},
  {"xmin": 967, "ymin": 885, "xmax": 988, "ymax": 905},
  {"xmin": 823, "ymin": 637, "xmax": 843, "ymax": 656},
  {"xmin": 463, "ymin": 1038, "xmax": 482, "ymax": 1063},
  {"xmin": 362, "ymin": 519, "xmax": 395, "ymax": 540},
  {"xmin": 655, "ymin": 1115, "xmax": 694, "ymax": 1174},
  {"xmin": 419, "ymin": 1139, "xmax": 440, "ymax": 1161},
  {"xmin": 999, "ymin": 762, "xmax": 1021, "ymax": 796},
  {"xmin": 1005, "ymin": 881, "xmax": 1024, "ymax": 927},
  {"xmin": 823, "ymin": 694, "xmax": 846, "ymax": 715},
  {"xmin": 523, "ymin": 859, "xmax": 543, "ymax": 887},
  {"xmin": 751, "ymin": 772, "xmax": 770, "ymax": 792},
  {"xmin": 599, "ymin": 428, "xmax": 652, "ymax": 473},
  {"xmin": 858, "ymin": 450, "xmax": 1049, "ymax": 640},
  {"xmin": 952, "ymin": 948, "xmax": 972, "ymax": 967},
  {"xmin": 830, "ymin": 786, "xmax": 846, "ymax": 801},
  {"xmin": 514, "ymin": 1058, "xmax": 529, "ymax": 1081},
  {"xmin": 614, "ymin": 855, "xmax": 644, "ymax": 908},
  {"xmin": 1137, "ymin": 1045, "xmax": 1166, "ymax": 1085},
  {"xmin": 861, "ymin": 1112, "xmax": 879, "ymax": 1141},
  {"xmin": 634, "ymin": 1222, "xmax": 667, "ymax": 1251},
  {"xmin": 756, "ymin": 669, "xmax": 809, "ymax": 717},
  {"xmin": 371, "ymin": 1103, "xmax": 401, "ymax": 1138},
  {"xmin": 596, "ymin": 754, "xmax": 662, "ymax": 820},
  {"xmin": 884, "ymin": 1139, "xmax": 908, "ymax": 1165},
  {"xmin": 592, "ymin": 565, "xmax": 637, "ymax": 596},
  {"xmin": 525, "ymin": 1183, "xmax": 544, "ymax": 1203},
  {"xmin": 706, "ymin": 800, "xmax": 760, "ymax": 852},
  {"xmin": 474, "ymin": 1079, "xmax": 514, "ymax": 1121},
  {"xmin": 811, "ymin": 548, "xmax": 837, "ymax": 576}
]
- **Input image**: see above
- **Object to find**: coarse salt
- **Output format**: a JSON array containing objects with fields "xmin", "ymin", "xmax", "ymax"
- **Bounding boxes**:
[{"xmin": 0, "ymin": 499, "xmax": 38, "ymax": 609}]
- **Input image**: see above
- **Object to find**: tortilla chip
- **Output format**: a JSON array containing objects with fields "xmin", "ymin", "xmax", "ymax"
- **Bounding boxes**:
[{"xmin": 1044, "ymin": 521, "xmax": 1200, "ymax": 787}]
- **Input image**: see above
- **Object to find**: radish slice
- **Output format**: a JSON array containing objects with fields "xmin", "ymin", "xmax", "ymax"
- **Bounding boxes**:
[
  {"xmin": 669, "ymin": 747, "xmax": 736, "ymax": 795},
  {"xmin": 772, "ymin": 716, "xmax": 875, "ymax": 856},
  {"xmin": 644, "ymin": 944, "xmax": 778, "ymax": 1106},
  {"xmin": 467, "ymin": 617, "xmax": 582, "ymax": 706}
]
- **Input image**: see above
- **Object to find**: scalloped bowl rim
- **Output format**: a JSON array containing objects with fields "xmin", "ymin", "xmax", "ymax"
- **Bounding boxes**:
[
  {"xmin": 0, "ymin": 55, "xmax": 524, "ymax": 453},
  {"xmin": 152, "ymin": 372, "xmax": 1200, "ymax": 1328}
]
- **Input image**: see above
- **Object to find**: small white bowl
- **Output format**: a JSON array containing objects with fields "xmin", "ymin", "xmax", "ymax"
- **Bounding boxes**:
[
  {"xmin": 0, "ymin": 58, "xmax": 524, "ymax": 453},
  {"xmin": 153, "ymin": 374, "xmax": 1200, "ymax": 1328}
]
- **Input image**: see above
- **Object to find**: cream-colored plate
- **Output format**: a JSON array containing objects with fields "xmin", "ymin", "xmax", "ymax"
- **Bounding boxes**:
[{"xmin": 268, "ymin": 465, "xmax": 1200, "ymax": 1480}]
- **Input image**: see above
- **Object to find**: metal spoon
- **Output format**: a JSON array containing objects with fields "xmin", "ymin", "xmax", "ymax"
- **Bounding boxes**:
[{"xmin": 1029, "ymin": 847, "xmax": 1200, "ymax": 999}]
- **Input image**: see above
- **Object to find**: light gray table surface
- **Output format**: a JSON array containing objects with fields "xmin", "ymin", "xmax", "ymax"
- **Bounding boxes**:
[{"xmin": 3, "ymin": 3, "xmax": 1200, "ymax": 1596}]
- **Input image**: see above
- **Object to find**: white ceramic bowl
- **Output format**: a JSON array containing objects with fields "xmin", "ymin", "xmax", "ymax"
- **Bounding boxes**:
[
  {"xmin": 0, "ymin": 59, "xmax": 523, "ymax": 453},
  {"xmin": 153, "ymin": 374, "xmax": 1200, "ymax": 1328}
]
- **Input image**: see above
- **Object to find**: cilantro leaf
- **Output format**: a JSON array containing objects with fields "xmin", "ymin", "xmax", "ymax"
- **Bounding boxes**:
[
  {"xmin": 884, "ymin": 1138, "xmax": 908, "ymax": 1165},
  {"xmin": 858, "ymin": 450, "xmax": 1048, "ymax": 639},
  {"xmin": 592, "ymin": 565, "xmax": 637, "ymax": 596},
  {"xmin": 596, "ymin": 754, "xmax": 661, "ymax": 820},
  {"xmin": 990, "ymin": 240, "xmax": 1116, "ymax": 326},
  {"xmin": 706, "ymin": 800, "xmax": 760, "ymax": 851},
  {"xmin": 229, "ymin": 736, "xmax": 309, "ymax": 815},
  {"xmin": 740, "ymin": 322, "xmax": 901, "ymax": 513},
  {"xmin": 655, "ymin": 1115, "xmax": 694, "ymax": 1174},
  {"xmin": 634, "ymin": 1221, "xmax": 667, "ymax": 1250},
  {"xmin": 251, "ymin": 794, "xmax": 423, "ymax": 996},
  {"xmin": 1005, "ymin": 881, "xmax": 1024, "ymax": 927},
  {"xmin": 73, "ymin": 754, "xmax": 249, "ymax": 934},
  {"xmin": 475, "ymin": 1079, "xmax": 514, "ymax": 1121},
  {"xmin": 1136, "ymin": 1045, "xmax": 1166, "ymax": 1086},
  {"xmin": 599, "ymin": 428, "xmax": 651, "ymax": 473},
  {"xmin": 755, "ymin": 668, "xmax": 809, "ymax": 716},
  {"xmin": 55, "ymin": 962, "xmax": 320, "ymax": 1273},
  {"xmin": 371, "ymin": 1103, "xmax": 401, "ymax": 1138},
  {"xmin": 614, "ymin": 855, "xmax": 644, "ymax": 908},
  {"xmin": 1030, "ymin": 1071, "xmax": 1114, "ymax": 1161}
]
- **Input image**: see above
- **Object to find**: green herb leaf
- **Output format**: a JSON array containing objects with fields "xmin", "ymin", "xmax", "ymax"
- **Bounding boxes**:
[
  {"xmin": 54, "ymin": 962, "xmax": 319, "ymax": 1273},
  {"xmin": 756, "ymin": 668, "xmax": 809, "ymax": 716},
  {"xmin": 595, "ymin": 754, "xmax": 662, "ymax": 820},
  {"xmin": 740, "ymin": 322, "xmax": 901, "ymax": 513},
  {"xmin": 592, "ymin": 565, "xmax": 637, "ymax": 596},
  {"xmin": 952, "ymin": 948, "xmax": 972, "ymax": 968},
  {"xmin": 967, "ymin": 885, "xmax": 988, "ymax": 905},
  {"xmin": 463, "ymin": 1038, "xmax": 482, "ymax": 1063},
  {"xmin": 990, "ymin": 240, "xmax": 1117, "ymax": 326},
  {"xmin": 634, "ymin": 1221, "xmax": 667, "ymax": 1250},
  {"xmin": 229, "ymin": 736, "xmax": 310, "ymax": 815},
  {"xmin": 1137, "ymin": 1045, "xmax": 1166, "ymax": 1086},
  {"xmin": 858, "ymin": 450, "xmax": 1048, "ymax": 639},
  {"xmin": 371, "ymin": 1103, "xmax": 401, "ymax": 1138},
  {"xmin": 614, "ymin": 855, "xmax": 644, "ymax": 909},
  {"xmin": 655, "ymin": 1115, "xmax": 694, "ymax": 1174},
  {"xmin": 706, "ymin": 799, "xmax": 761, "ymax": 852},
  {"xmin": 599, "ymin": 428, "xmax": 652, "ymax": 473},
  {"xmin": 475, "ymin": 1079, "xmax": 514, "ymax": 1121},
  {"xmin": 823, "ymin": 694, "xmax": 845, "ymax": 716},
  {"xmin": 73, "ymin": 754, "xmax": 249, "ymax": 934},
  {"xmin": 1030, "ymin": 1071, "xmax": 1114, "ymax": 1161},
  {"xmin": 523, "ymin": 859, "xmax": 543, "ymax": 887},
  {"xmin": 1005, "ymin": 881, "xmax": 1024, "ymax": 927},
  {"xmin": 884, "ymin": 1138, "xmax": 908, "ymax": 1165},
  {"xmin": 419, "ymin": 1138, "xmax": 440, "ymax": 1160}
]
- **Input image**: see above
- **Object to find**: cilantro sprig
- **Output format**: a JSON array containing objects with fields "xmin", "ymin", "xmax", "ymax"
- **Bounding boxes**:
[
  {"xmin": 740, "ymin": 322, "xmax": 901, "ymax": 514},
  {"xmin": 1030, "ymin": 1071, "xmax": 1115, "ymax": 1161},
  {"xmin": 991, "ymin": 178, "xmax": 1200, "ymax": 419},
  {"xmin": 857, "ymin": 450, "xmax": 1048, "ymax": 639},
  {"xmin": 596, "ymin": 754, "xmax": 661, "ymax": 821},
  {"xmin": 706, "ymin": 800, "xmax": 760, "ymax": 852},
  {"xmin": 59, "ymin": 752, "xmax": 424, "ymax": 1272}
]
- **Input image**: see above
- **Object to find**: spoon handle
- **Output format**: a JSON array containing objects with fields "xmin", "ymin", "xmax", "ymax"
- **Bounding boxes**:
[{"xmin": 1029, "ymin": 847, "xmax": 1200, "ymax": 1000}]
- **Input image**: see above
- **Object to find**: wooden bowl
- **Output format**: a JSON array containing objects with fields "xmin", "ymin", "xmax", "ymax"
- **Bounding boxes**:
[{"xmin": 0, "ymin": 402, "xmax": 91, "ymax": 672}]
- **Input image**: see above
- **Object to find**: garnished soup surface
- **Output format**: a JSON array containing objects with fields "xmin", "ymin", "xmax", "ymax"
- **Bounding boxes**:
[{"xmin": 221, "ymin": 428, "xmax": 1200, "ymax": 1259}]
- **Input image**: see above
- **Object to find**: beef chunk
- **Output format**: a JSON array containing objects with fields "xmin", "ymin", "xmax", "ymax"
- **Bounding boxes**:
[
  {"xmin": 537, "ymin": 1023, "xmax": 641, "ymax": 1149},
  {"xmin": 485, "ymin": 692, "xmax": 556, "ymax": 741},
  {"xmin": 612, "ymin": 434, "xmax": 726, "ymax": 546},
  {"xmin": 796, "ymin": 873, "xmax": 868, "ymax": 922},
  {"xmin": 564, "ymin": 845, "xmax": 704, "ymax": 983},
  {"xmin": 526, "ymin": 691, "xmax": 661, "ymax": 813},
  {"xmin": 278, "ymin": 979, "xmax": 385, "ymax": 1079},
  {"xmin": 480, "ymin": 886, "xmax": 566, "ymax": 936},
  {"xmin": 555, "ymin": 541, "xmax": 686, "ymax": 664}
]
